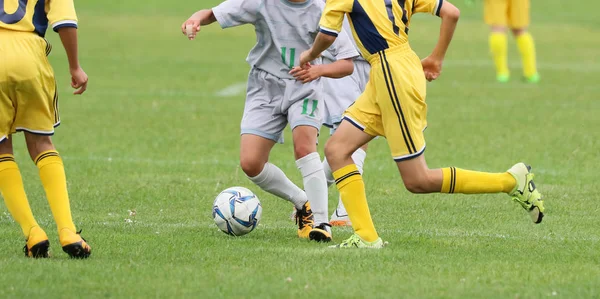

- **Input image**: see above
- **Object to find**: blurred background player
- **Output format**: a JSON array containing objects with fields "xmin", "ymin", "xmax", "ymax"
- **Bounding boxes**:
[
  {"xmin": 484, "ymin": 0, "xmax": 539, "ymax": 83},
  {"xmin": 300, "ymin": 0, "xmax": 545, "ymax": 248},
  {"xmin": 292, "ymin": 16, "xmax": 370, "ymax": 228},
  {"xmin": 182, "ymin": 0, "xmax": 357, "ymax": 242},
  {"xmin": 0, "ymin": 0, "xmax": 91, "ymax": 258}
]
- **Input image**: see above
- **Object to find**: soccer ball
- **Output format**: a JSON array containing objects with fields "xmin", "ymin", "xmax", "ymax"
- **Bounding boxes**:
[{"xmin": 212, "ymin": 187, "xmax": 262, "ymax": 236}]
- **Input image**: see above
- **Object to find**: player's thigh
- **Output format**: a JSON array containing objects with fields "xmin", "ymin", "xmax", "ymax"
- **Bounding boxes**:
[
  {"xmin": 374, "ymin": 54, "xmax": 427, "ymax": 162},
  {"xmin": 0, "ymin": 135, "xmax": 14, "ymax": 155},
  {"xmin": 325, "ymin": 120, "xmax": 374, "ymax": 164},
  {"xmin": 12, "ymin": 39, "xmax": 58, "ymax": 136},
  {"xmin": 508, "ymin": 0, "xmax": 530, "ymax": 29},
  {"xmin": 484, "ymin": 0, "xmax": 509, "ymax": 27},
  {"xmin": 0, "ymin": 84, "xmax": 14, "ymax": 143},
  {"xmin": 240, "ymin": 69, "xmax": 287, "ymax": 143}
]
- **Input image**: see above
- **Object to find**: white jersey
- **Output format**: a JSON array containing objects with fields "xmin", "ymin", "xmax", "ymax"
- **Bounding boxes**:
[{"xmin": 212, "ymin": 0, "xmax": 358, "ymax": 80}]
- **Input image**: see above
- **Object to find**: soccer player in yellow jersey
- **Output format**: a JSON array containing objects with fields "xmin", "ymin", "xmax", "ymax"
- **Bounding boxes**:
[
  {"xmin": 0, "ymin": 0, "xmax": 91, "ymax": 258},
  {"xmin": 299, "ymin": 0, "xmax": 545, "ymax": 248},
  {"xmin": 484, "ymin": 0, "xmax": 539, "ymax": 83}
]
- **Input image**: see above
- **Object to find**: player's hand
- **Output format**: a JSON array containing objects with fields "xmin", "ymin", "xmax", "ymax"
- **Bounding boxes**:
[
  {"xmin": 299, "ymin": 49, "xmax": 320, "ymax": 67},
  {"xmin": 421, "ymin": 56, "xmax": 443, "ymax": 82},
  {"xmin": 181, "ymin": 15, "xmax": 202, "ymax": 40},
  {"xmin": 70, "ymin": 67, "xmax": 88, "ymax": 95},
  {"xmin": 290, "ymin": 64, "xmax": 322, "ymax": 83}
]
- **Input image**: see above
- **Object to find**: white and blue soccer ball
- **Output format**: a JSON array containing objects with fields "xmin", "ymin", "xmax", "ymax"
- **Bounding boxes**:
[{"xmin": 212, "ymin": 187, "xmax": 262, "ymax": 236}]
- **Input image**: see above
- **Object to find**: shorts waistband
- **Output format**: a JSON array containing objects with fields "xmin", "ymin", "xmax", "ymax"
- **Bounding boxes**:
[{"xmin": 367, "ymin": 43, "xmax": 413, "ymax": 64}]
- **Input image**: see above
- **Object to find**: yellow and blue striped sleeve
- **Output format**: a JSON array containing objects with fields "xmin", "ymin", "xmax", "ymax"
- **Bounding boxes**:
[
  {"xmin": 319, "ymin": 0, "xmax": 353, "ymax": 37},
  {"xmin": 413, "ymin": 0, "xmax": 444, "ymax": 16},
  {"xmin": 47, "ymin": 0, "xmax": 78, "ymax": 32}
]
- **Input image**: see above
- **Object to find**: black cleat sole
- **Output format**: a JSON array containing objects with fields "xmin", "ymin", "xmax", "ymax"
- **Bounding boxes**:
[
  {"xmin": 62, "ymin": 243, "xmax": 91, "ymax": 259},
  {"xmin": 26, "ymin": 240, "xmax": 50, "ymax": 258},
  {"xmin": 309, "ymin": 229, "xmax": 332, "ymax": 243}
]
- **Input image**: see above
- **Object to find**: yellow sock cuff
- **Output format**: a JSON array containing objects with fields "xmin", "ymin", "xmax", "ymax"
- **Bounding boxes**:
[
  {"xmin": 333, "ymin": 164, "xmax": 361, "ymax": 189},
  {"xmin": 441, "ymin": 167, "xmax": 455, "ymax": 193},
  {"xmin": 0, "ymin": 154, "xmax": 17, "ymax": 170},
  {"xmin": 35, "ymin": 151, "xmax": 61, "ymax": 167}
]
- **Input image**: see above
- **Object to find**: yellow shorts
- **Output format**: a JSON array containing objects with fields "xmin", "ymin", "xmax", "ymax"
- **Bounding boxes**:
[
  {"xmin": 484, "ymin": 0, "xmax": 530, "ymax": 28},
  {"xmin": 0, "ymin": 30, "xmax": 58, "ymax": 142},
  {"xmin": 344, "ymin": 44, "xmax": 427, "ymax": 162}
]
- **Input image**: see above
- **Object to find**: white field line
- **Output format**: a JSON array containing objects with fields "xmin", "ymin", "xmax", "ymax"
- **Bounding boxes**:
[
  {"xmin": 215, "ymin": 82, "xmax": 247, "ymax": 97},
  {"xmin": 87, "ymin": 220, "xmax": 600, "ymax": 243}
]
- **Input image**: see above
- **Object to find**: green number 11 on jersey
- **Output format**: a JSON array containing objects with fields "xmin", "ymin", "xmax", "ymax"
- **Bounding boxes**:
[{"xmin": 281, "ymin": 47, "xmax": 296, "ymax": 69}]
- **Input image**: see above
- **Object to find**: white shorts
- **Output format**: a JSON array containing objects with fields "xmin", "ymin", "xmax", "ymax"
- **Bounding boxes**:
[
  {"xmin": 322, "ymin": 59, "xmax": 370, "ymax": 134},
  {"xmin": 241, "ymin": 68, "xmax": 323, "ymax": 142}
]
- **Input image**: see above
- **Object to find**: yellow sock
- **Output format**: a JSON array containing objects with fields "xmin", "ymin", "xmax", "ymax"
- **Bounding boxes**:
[
  {"xmin": 441, "ymin": 167, "xmax": 516, "ymax": 194},
  {"xmin": 515, "ymin": 32, "xmax": 538, "ymax": 78},
  {"xmin": 489, "ymin": 32, "xmax": 509, "ymax": 76},
  {"xmin": 0, "ymin": 155, "xmax": 38, "ymax": 236},
  {"xmin": 35, "ymin": 151, "xmax": 76, "ymax": 233},
  {"xmin": 333, "ymin": 164, "xmax": 378, "ymax": 242}
]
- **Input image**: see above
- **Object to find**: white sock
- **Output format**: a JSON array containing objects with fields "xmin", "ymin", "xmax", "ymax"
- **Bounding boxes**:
[
  {"xmin": 328, "ymin": 148, "xmax": 367, "ymax": 217},
  {"xmin": 296, "ymin": 152, "xmax": 328, "ymax": 226},
  {"xmin": 247, "ymin": 163, "xmax": 307, "ymax": 209}
]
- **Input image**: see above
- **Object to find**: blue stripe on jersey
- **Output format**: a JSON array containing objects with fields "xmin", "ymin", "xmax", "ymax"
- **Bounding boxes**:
[
  {"xmin": 32, "ymin": 0, "xmax": 49, "ymax": 37},
  {"xmin": 349, "ymin": 0, "xmax": 389, "ymax": 54},
  {"xmin": 384, "ymin": 0, "xmax": 399, "ymax": 35},
  {"xmin": 319, "ymin": 28, "xmax": 338, "ymax": 37},
  {"xmin": 53, "ymin": 23, "xmax": 77, "ymax": 31}
]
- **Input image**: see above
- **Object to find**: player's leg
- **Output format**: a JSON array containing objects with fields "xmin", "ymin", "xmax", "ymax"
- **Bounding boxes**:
[
  {"xmin": 325, "ymin": 119, "xmax": 382, "ymax": 248},
  {"xmin": 0, "ymin": 136, "xmax": 49, "ymax": 258},
  {"xmin": 23, "ymin": 133, "xmax": 91, "ymax": 258},
  {"xmin": 485, "ymin": 0, "xmax": 510, "ymax": 82},
  {"xmin": 325, "ymin": 143, "xmax": 367, "ymax": 227},
  {"xmin": 509, "ymin": 0, "xmax": 539, "ymax": 82},
  {"xmin": 395, "ymin": 155, "xmax": 544, "ymax": 223}
]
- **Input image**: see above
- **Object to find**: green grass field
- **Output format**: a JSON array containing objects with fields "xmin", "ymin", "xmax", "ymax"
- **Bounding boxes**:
[{"xmin": 1, "ymin": 0, "xmax": 599, "ymax": 298}]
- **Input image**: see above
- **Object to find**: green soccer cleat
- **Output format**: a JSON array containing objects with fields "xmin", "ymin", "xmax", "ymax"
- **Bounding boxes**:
[
  {"xmin": 329, "ymin": 234, "xmax": 386, "ymax": 249},
  {"xmin": 496, "ymin": 74, "xmax": 510, "ymax": 83},
  {"xmin": 525, "ymin": 73, "xmax": 540, "ymax": 84},
  {"xmin": 507, "ymin": 163, "xmax": 545, "ymax": 224}
]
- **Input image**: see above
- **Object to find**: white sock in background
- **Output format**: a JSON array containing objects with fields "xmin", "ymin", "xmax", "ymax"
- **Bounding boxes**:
[
  {"xmin": 324, "ymin": 148, "xmax": 367, "ymax": 217},
  {"xmin": 247, "ymin": 162, "xmax": 307, "ymax": 209},
  {"xmin": 296, "ymin": 152, "xmax": 328, "ymax": 226}
]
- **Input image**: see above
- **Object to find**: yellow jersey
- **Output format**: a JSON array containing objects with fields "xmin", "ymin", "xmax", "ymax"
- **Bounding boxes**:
[
  {"xmin": 0, "ymin": 0, "xmax": 78, "ymax": 37},
  {"xmin": 319, "ymin": 0, "xmax": 443, "ymax": 61}
]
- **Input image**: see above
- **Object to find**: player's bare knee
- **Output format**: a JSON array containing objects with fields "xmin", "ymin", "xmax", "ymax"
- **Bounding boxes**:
[
  {"xmin": 293, "ymin": 143, "xmax": 315, "ymax": 160},
  {"xmin": 24, "ymin": 133, "xmax": 54, "ymax": 161},
  {"xmin": 324, "ymin": 139, "xmax": 349, "ymax": 166},
  {"xmin": 511, "ymin": 28, "xmax": 527, "ymax": 36},
  {"xmin": 402, "ymin": 176, "xmax": 436, "ymax": 194},
  {"xmin": 240, "ymin": 157, "xmax": 264, "ymax": 178}
]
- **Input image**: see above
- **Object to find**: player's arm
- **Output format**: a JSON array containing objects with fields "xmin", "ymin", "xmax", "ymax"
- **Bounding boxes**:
[
  {"xmin": 290, "ymin": 58, "xmax": 354, "ymax": 83},
  {"xmin": 421, "ymin": 0, "xmax": 460, "ymax": 81},
  {"xmin": 299, "ymin": 0, "xmax": 351, "ymax": 66},
  {"xmin": 182, "ymin": 0, "xmax": 259, "ymax": 40},
  {"xmin": 181, "ymin": 9, "xmax": 217, "ymax": 40},
  {"xmin": 58, "ymin": 28, "xmax": 87, "ymax": 95},
  {"xmin": 48, "ymin": 0, "xmax": 87, "ymax": 94}
]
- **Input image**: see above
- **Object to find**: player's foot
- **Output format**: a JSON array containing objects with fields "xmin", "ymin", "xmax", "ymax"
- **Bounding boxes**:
[
  {"xmin": 525, "ymin": 73, "xmax": 540, "ymax": 83},
  {"xmin": 309, "ymin": 223, "xmax": 332, "ymax": 242},
  {"xmin": 496, "ymin": 74, "xmax": 510, "ymax": 83},
  {"xmin": 329, "ymin": 209, "xmax": 352, "ymax": 227},
  {"xmin": 60, "ymin": 228, "xmax": 91, "ymax": 259},
  {"xmin": 295, "ymin": 202, "xmax": 314, "ymax": 239},
  {"xmin": 23, "ymin": 226, "xmax": 50, "ymax": 258},
  {"xmin": 329, "ymin": 234, "xmax": 386, "ymax": 249},
  {"xmin": 507, "ymin": 163, "xmax": 545, "ymax": 224}
]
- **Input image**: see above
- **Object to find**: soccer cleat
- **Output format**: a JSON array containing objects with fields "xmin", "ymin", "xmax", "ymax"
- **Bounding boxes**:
[
  {"xmin": 329, "ymin": 209, "xmax": 352, "ymax": 227},
  {"xmin": 329, "ymin": 234, "xmax": 386, "ymax": 249},
  {"xmin": 496, "ymin": 74, "xmax": 510, "ymax": 83},
  {"xmin": 525, "ymin": 73, "xmax": 540, "ymax": 83},
  {"xmin": 23, "ymin": 226, "xmax": 50, "ymax": 258},
  {"xmin": 60, "ymin": 228, "xmax": 91, "ymax": 259},
  {"xmin": 295, "ymin": 201, "xmax": 314, "ymax": 238},
  {"xmin": 309, "ymin": 223, "xmax": 332, "ymax": 242},
  {"xmin": 507, "ymin": 163, "xmax": 545, "ymax": 224}
]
